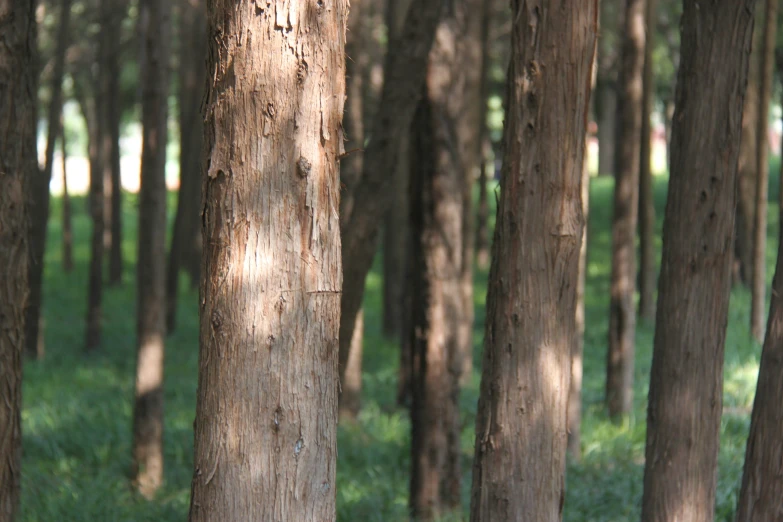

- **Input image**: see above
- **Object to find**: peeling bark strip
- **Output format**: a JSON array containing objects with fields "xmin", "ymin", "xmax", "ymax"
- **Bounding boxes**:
[
  {"xmin": 189, "ymin": 2, "xmax": 347, "ymax": 520},
  {"xmin": 640, "ymin": 1, "xmax": 754, "ymax": 521},
  {"xmin": 0, "ymin": 1, "xmax": 35, "ymax": 518},
  {"xmin": 469, "ymin": 2, "xmax": 598, "ymax": 521}
]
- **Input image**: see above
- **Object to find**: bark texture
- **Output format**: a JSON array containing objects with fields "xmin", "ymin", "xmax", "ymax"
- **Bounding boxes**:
[
  {"xmin": 0, "ymin": 0, "xmax": 34, "ymax": 518},
  {"xmin": 27, "ymin": 0, "xmax": 71, "ymax": 359},
  {"xmin": 736, "ymin": 183, "xmax": 783, "ymax": 522},
  {"xmin": 167, "ymin": 0, "xmax": 206, "ymax": 332},
  {"xmin": 751, "ymin": 0, "xmax": 777, "ymax": 343},
  {"xmin": 638, "ymin": 0, "xmax": 657, "ymax": 322},
  {"xmin": 469, "ymin": 2, "xmax": 598, "ymax": 521},
  {"xmin": 339, "ymin": 0, "xmax": 444, "ymax": 382},
  {"xmin": 188, "ymin": 2, "xmax": 347, "ymax": 520},
  {"xmin": 131, "ymin": 0, "xmax": 170, "ymax": 498},
  {"xmin": 606, "ymin": 0, "xmax": 645, "ymax": 420},
  {"xmin": 639, "ymin": 2, "xmax": 754, "ymax": 521}
]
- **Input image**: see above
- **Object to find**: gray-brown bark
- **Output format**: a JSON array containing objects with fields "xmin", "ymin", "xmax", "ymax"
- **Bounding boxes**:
[
  {"xmin": 167, "ymin": 0, "xmax": 206, "ymax": 332},
  {"xmin": 61, "ymin": 116, "xmax": 73, "ymax": 273},
  {"xmin": 105, "ymin": 1, "xmax": 124, "ymax": 286},
  {"xmin": 638, "ymin": 0, "xmax": 657, "ymax": 322},
  {"xmin": 606, "ymin": 0, "xmax": 645, "ymax": 420},
  {"xmin": 339, "ymin": 0, "xmax": 445, "ymax": 383},
  {"xmin": 469, "ymin": 2, "xmax": 598, "ymax": 520},
  {"xmin": 639, "ymin": 1, "xmax": 754, "ymax": 520},
  {"xmin": 473, "ymin": 0, "xmax": 492, "ymax": 272},
  {"xmin": 0, "ymin": 1, "xmax": 35, "ymax": 518},
  {"xmin": 736, "ymin": 131, "xmax": 783, "ymax": 522},
  {"xmin": 27, "ymin": 0, "xmax": 71, "ymax": 359},
  {"xmin": 751, "ymin": 0, "xmax": 777, "ymax": 343},
  {"xmin": 188, "ymin": 2, "xmax": 347, "ymax": 520},
  {"xmin": 596, "ymin": 0, "xmax": 618, "ymax": 178},
  {"xmin": 131, "ymin": 0, "xmax": 170, "ymax": 498}
]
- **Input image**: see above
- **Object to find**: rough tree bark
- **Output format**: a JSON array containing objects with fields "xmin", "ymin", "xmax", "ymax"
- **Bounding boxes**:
[
  {"xmin": 469, "ymin": 2, "xmax": 598, "ymax": 520},
  {"xmin": 131, "ymin": 0, "xmax": 170, "ymax": 498},
  {"xmin": 339, "ymin": 0, "xmax": 445, "ymax": 385},
  {"xmin": 409, "ymin": 2, "xmax": 472, "ymax": 514},
  {"xmin": 0, "ymin": 1, "xmax": 35, "ymax": 518},
  {"xmin": 27, "ymin": 0, "xmax": 71, "ymax": 359},
  {"xmin": 639, "ymin": 2, "xmax": 754, "ymax": 521},
  {"xmin": 638, "ymin": 0, "xmax": 657, "ymax": 322},
  {"xmin": 166, "ymin": 0, "xmax": 206, "ymax": 332},
  {"xmin": 751, "ymin": 0, "xmax": 777, "ymax": 343},
  {"xmin": 61, "ymin": 116, "xmax": 73, "ymax": 273},
  {"xmin": 188, "ymin": 2, "xmax": 347, "ymax": 520},
  {"xmin": 736, "ymin": 169, "xmax": 783, "ymax": 522},
  {"xmin": 606, "ymin": 0, "xmax": 645, "ymax": 420}
]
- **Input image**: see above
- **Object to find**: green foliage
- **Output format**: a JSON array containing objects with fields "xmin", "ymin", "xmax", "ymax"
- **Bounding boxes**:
[{"xmin": 20, "ymin": 169, "xmax": 776, "ymax": 520}]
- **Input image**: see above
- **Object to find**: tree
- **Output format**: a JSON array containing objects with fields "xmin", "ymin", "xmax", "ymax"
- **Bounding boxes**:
[
  {"xmin": 61, "ymin": 115, "xmax": 74, "ymax": 273},
  {"xmin": 408, "ymin": 1, "xmax": 472, "ymax": 514},
  {"xmin": 188, "ymin": 1, "xmax": 347, "ymax": 520},
  {"xmin": 473, "ymin": 0, "xmax": 492, "ymax": 271},
  {"xmin": 640, "ymin": 1, "xmax": 754, "ymax": 520},
  {"xmin": 638, "ymin": 0, "xmax": 657, "ymax": 322},
  {"xmin": 338, "ymin": 0, "xmax": 445, "ymax": 392},
  {"xmin": 736, "ymin": 168, "xmax": 783, "ymax": 521},
  {"xmin": 469, "ymin": 2, "xmax": 598, "ymax": 520},
  {"xmin": 606, "ymin": 0, "xmax": 645, "ymax": 420},
  {"xmin": 596, "ymin": 0, "xmax": 619, "ymax": 177},
  {"xmin": 166, "ymin": 0, "xmax": 206, "ymax": 332},
  {"xmin": 131, "ymin": 0, "xmax": 170, "ymax": 498},
  {"xmin": 0, "ymin": 0, "xmax": 35, "ymax": 517},
  {"xmin": 751, "ymin": 0, "xmax": 778, "ymax": 343},
  {"xmin": 26, "ymin": 0, "xmax": 72, "ymax": 359}
]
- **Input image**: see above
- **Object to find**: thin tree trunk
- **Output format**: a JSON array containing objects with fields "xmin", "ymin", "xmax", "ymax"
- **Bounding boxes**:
[
  {"xmin": 61, "ymin": 115, "xmax": 73, "ymax": 273},
  {"xmin": 736, "ymin": 17, "xmax": 761, "ymax": 288},
  {"xmin": 469, "ymin": 3, "xmax": 598, "ymax": 520},
  {"xmin": 606, "ymin": 0, "xmax": 645, "ymax": 420},
  {"xmin": 751, "ymin": 0, "xmax": 777, "ymax": 343},
  {"xmin": 0, "ymin": 0, "xmax": 35, "ymax": 517},
  {"xmin": 106, "ymin": 3, "xmax": 124, "ymax": 286},
  {"xmin": 339, "ymin": 0, "xmax": 445, "ymax": 382},
  {"xmin": 188, "ymin": 2, "xmax": 347, "ymax": 520},
  {"xmin": 639, "ymin": 2, "xmax": 754, "ymax": 520},
  {"xmin": 596, "ymin": 0, "xmax": 618, "ymax": 178},
  {"xmin": 638, "ymin": 0, "xmax": 657, "ymax": 322},
  {"xmin": 27, "ymin": 0, "xmax": 71, "ymax": 359},
  {"xmin": 473, "ymin": 0, "xmax": 492, "ymax": 272},
  {"xmin": 166, "ymin": 0, "xmax": 206, "ymax": 332},
  {"xmin": 131, "ymin": 0, "xmax": 170, "ymax": 498}
]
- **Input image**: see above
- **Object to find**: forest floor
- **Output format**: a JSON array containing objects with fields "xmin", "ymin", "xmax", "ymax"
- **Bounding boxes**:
[{"xmin": 19, "ymin": 169, "xmax": 779, "ymax": 521}]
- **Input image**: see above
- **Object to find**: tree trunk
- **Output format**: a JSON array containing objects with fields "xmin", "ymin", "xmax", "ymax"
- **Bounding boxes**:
[
  {"xmin": 409, "ymin": 1, "xmax": 471, "ymax": 512},
  {"xmin": 639, "ymin": 2, "xmax": 754, "ymax": 521},
  {"xmin": 596, "ymin": 0, "xmax": 618, "ymax": 178},
  {"xmin": 131, "ymin": 0, "xmax": 170, "ymax": 498},
  {"xmin": 166, "ymin": 0, "xmax": 206, "ymax": 332},
  {"xmin": 339, "ymin": 0, "xmax": 445, "ymax": 383},
  {"xmin": 751, "ymin": 0, "xmax": 777, "ymax": 343},
  {"xmin": 469, "ymin": 3, "xmax": 598, "ymax": 520},
  {"xmin": 474, "ymin": 0, "xmax": 492, "ymax": 272},
  {"xmin": 637, "ymin": 0, "xmax": 657, "ymax": 322},
  {"xmin": 61, "ymin": 116, "xmax": 73, "ymax": 273},
  {"xmin": 606, "ymin": 0, "xmax": 645, "ymax": 420},
  {"xmin": 27, "ymin": 0, "xmax": 71, "ymax": 359},
  {"xmin": 188, "ymin": 2, "xmax": 347, "ymax": 520},
  {"xmin": 736, "ymin": 142, "xmax": 783, "ymax": 522},
  {"xmin": 0, "ymin": 0, "xmax": 35, "ymax": 517},
  {"xmin": 105, "ymin": 2, "xmax": 124, "ymax": 286},
  {"xmin": 736, "ymin": 16, "xmax": 761, "ymax": 288}
]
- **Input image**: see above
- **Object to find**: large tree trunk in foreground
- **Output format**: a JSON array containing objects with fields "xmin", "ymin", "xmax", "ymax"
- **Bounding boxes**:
[
  {"xmin": 27, "ymin": 0, "xmax": 71, "ymax": 359},
  {"xmin": 751, "ymin": 0, "xmax": 777, "ymax": 343},
  {"xmin": 736, "ymin": 162, "xmax": 783, "ymax": 522},
  {"xmin": 469, "ymin": 2, "xmax": 598, "ymax": 520},
  {"xmin": 131, "ymin": 0, "xmax": 170, "ymax": 498},
  {"xmin": 339, "ymin": 0, "xmax": 445, "ymax": 387},
  {"xmin": 640, "ymin": 2, "xmax": 753, "ymax": 521},
  {"xmin": 606, "ymin": 0, "xmax": 645, "ymax": 420},
  {"xmin": 637, "ymin": 0, "xmax": 657, "ymax": 322},
  {"xmin": 0, "ymin": 0, "xmax": 35, "ymax": 518},
  {"xmin": 188, "ymin": 2, "xmax": 347, "ymax": 520},
  {"xmin": 166, "ymin": 0, "xmax": 206, "ymax": 332}
]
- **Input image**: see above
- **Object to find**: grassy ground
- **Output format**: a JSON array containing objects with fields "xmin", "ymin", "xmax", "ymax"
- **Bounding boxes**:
[{"xmin": 19, "ymin": 170, "xmax": 777, "ymax": 521}]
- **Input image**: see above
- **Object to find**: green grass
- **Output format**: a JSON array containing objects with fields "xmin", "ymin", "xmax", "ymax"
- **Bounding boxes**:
[{"xmin": 19, "ymin": 169, "xmax": 777, "ymax": 521}]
